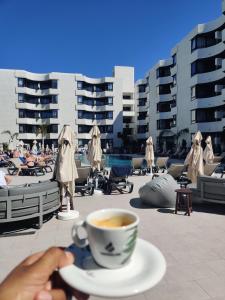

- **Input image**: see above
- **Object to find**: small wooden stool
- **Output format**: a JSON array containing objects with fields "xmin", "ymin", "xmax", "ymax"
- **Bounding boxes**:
[{"xmin": 175, "ymin": 188, "xmax": 192, "ymax": 216}]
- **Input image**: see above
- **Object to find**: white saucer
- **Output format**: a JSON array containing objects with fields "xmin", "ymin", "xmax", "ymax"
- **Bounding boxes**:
[{"xmin": 59, "ymin": 238, "xmax": 166, "ymax": 298}]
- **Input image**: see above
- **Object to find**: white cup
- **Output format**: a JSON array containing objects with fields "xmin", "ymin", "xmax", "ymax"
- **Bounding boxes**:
[{"xmin": 72, "ymin": 208, "xmax": 139, "ymax": 269}]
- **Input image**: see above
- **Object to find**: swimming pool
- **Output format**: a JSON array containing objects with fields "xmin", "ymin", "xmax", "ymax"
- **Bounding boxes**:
[{"xmin": 76, "ymin": 154, "xmax": 133, "ymax": 167}]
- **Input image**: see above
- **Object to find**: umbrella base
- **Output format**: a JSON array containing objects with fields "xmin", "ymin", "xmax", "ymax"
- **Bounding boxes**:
[
  {"xmin": 58, "ymin": 210, "xmax": 79, "ymax": 221},
  {"xmin": 94, "ymin": 189, "xmax": 103, "ymax": 195}
]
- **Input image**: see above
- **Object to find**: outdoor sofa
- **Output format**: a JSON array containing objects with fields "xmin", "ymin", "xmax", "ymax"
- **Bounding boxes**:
[
  {"xmin": 0, "ymin": 180, "xmax": 60, "ymax": 228},
  {"xmin": 190, "ymin": 176, "xmax": 225, "ymax": 204}
]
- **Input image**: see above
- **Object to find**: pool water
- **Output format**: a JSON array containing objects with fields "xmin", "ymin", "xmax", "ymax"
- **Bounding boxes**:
[{"xmin": 76, "ymin": 154, "xmax": 132, "ymax": 167}]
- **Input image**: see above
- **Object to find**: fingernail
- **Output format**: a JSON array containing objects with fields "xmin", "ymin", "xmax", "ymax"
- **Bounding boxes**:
[{"xmin": 36, "ymin": 290, "xmax": 52, "ymax": 300}]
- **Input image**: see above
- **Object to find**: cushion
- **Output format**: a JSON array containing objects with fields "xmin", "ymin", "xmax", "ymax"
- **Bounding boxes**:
[{"xmin": 139, "ymin": 174, "xmax": 179, "ymax": 207}]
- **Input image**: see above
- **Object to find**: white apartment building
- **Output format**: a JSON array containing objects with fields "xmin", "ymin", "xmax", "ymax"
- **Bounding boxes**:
[
  {"xmin": 0, "ymin": 66, "xmax": 135, "ymax": 149},
  {"xmin": 136, "ymin": 0, "xmax": 225, "ymax": 153}
]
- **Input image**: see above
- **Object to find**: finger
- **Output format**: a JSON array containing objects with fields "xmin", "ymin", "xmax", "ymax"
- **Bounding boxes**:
[
  {"xmin": 21, "ymin": 251, "xmax": 45, "ymax": 266},
  {"xmin": 30, "ymin": 247, "xmax": 74, "ymax": 276}
]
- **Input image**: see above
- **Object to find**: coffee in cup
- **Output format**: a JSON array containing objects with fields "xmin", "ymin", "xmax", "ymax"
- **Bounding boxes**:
[{"xmin": 72, "ymin": 208, "xmax": 139, "ymax": 269}]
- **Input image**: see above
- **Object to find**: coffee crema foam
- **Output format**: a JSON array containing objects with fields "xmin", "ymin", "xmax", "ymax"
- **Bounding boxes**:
[{"xmin": 92, "ymin": 215, "xmax": 133, "ymax": 228}]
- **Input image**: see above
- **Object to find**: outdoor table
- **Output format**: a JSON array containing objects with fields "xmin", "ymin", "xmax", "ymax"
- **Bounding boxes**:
[{"xmin": 175, "ymin": 188, "xmax": 192, "ymax": 216}]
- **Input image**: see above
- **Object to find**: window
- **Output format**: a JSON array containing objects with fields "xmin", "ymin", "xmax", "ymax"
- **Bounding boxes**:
[
  {"xmin": 172, "ymin": 54, "xmax": 177, "ymax": 66},
  {"xmin": 138, "ymin": 85, "xmax": 146, "ymax": 93},
  {"xmin": 49, "ymin": 124, "xmax": 58, "ymax": 133},
  {"xmin": 77, "ymin": 96, "xmax": 83, "ymax": 103},
  {"xmin": 171, "ymin": 115, "xmax": 176, "ymax": 127},
  {"xmin": 107, "ymin": 83, "xmax": 113, "ymax": 91},
  {"xmin": 78, "ymin": 111, "xmax": 83, "ymax": 118},
  {"xmin": 51, "ymin": 80, "xmax": 58, "ymax": 89},
  {"xmin": 19, "ymin": 109, "xmax": 25, "ymax": 118},
  {"xmin": 77, "ymin": 81, "xmax": 83, "ymax": 90},
  {"xmin": 172, "ymin": 74, "xmax": 177, "ymax": 87},
  {"xmin": 139, "ymin": 98, "xmax": 146, "ymax": 106},
  {"xmin": 52, "ymin": 110, "xmax": 58, "ymax": 118},
  {"xmin": 191, "ymin": 38, "xmax": 196, "ymax": 51},
  {"xmin": 191, "ymin": 110, "xmax": 196, "ymax": 123},
  {"xmin": 191, "ymin": 86, "xmax": 196, "ymax": 100},
  {"xmin": 18, "ymin": 93, "xmax": 24, "ymax": 102},
  {"xmin": 156, "ymin": 67, "xmax": 170, "ymax": 78},
  {"xmin": 18, "ymin": 78, "xmax": 25, "ymax": 87},
  {"xmin": 19, "ymin": 125, "xmax": 23, "ymax": 133},
  {"xmin": 107, "ymin": 111, "xmax": 113, "ymax": 119},
  {"xmin": 123, "ymin": 95, "xmax": 131, "ymax": 99},
  {"xmin": 108, "ymin": 97, "xmax": 113, "ymax": 105}
]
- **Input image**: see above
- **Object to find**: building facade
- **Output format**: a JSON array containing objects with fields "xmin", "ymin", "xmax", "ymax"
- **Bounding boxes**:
[
  {"xmin": 136, "ymin": 0, "xmax": 225, "ymax": 152},
  {"xmin": 0, "ymin": 66, "xmax": 135, "ymax": 149}
]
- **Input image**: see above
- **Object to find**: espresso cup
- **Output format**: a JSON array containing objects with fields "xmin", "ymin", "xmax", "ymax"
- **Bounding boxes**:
[{"xmin": 72, "ymin": 208, "xmax": 139, "ymax": 269}]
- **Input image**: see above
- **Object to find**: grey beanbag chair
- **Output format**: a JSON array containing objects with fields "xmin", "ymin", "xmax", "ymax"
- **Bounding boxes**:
[{"xmin": 139, "ymin": 174, "xmax": 180, "ymax": 207}]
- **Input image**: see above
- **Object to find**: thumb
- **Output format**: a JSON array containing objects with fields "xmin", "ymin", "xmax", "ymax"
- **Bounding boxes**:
[{"xmin": 30, "ymin": 247, "xmax": 74, "ymax": 276}]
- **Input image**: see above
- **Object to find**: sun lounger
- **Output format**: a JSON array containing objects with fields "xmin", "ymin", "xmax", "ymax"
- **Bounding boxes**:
[
  {"xmin": 153, "ymin": 163, "xmax": 185, "ymax": 180},
  {"xmin": 153, "ymin": 156, "xmax": 169, "ymax": 173},
  {"xmin": 105, "ymin": 166, "xmax": 133, "ymax": 194},
  {"xmin": 75, "ymin": 166, "xmax": 94, "ymax": 196},
  {"xmin": 204, "ymin": 163, "xmax": 220, "ymax": 176},
  {"xmin": 7, "ymin": 158, "xmax": 45, "ymax": 176},
  {"xmin": 131, "ymin": 157, "xmax": 145, "ymax": 175},
  {"xmin": 75, "ymin": 159, "xmax": 81, "ymax": 168}
]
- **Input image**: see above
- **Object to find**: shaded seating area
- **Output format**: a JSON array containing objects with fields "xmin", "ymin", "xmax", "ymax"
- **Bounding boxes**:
[
  {"xmin": 0, "ymin": 180, "xmax": 60, "ymax": 229},
  {"xmin": 105, "ymin": 166, "xmax": 133, "ymax": 194}
]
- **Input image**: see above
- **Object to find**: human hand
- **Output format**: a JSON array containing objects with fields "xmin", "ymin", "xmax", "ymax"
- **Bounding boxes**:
[{"xmin": 0, "ymin": 247, "xmax": 89, "ymax": 300}]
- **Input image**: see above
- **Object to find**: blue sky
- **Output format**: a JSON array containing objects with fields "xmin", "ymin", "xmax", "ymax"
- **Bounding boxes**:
[{"xmin": 0, "ymin": 0, "xmax": 222, "ymax": 79}]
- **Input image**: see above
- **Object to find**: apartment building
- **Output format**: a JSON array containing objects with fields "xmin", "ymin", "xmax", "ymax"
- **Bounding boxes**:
[
  {"xmin": 0, "ymin": 66, "xmax": 135, "ymax": 149},
  {"xmin": 136, "ymin": 0, "xmax": 225, "ymax": 152}
]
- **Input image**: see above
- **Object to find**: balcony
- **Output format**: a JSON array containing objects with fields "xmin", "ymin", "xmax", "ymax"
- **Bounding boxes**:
[
  {"xmin": 122, "ymin": 99, "xmax": 135, "ymax": 105},
  {"xmin": 156, "ymin": 76, "xmax": 172, "ymax": 85},
  {"xmin": 18, "ymin": 133, "xmax": 58, "ymax": 140},
  {"xmin": 158, "ymin": 111, "xmax": 173, "ymax": 119},
  {"xmin": 17, "ymin": 118, "xmax": 59, "ymax": 125},
  {"xmin": 76, "ymin": 103, "xmax": 113, "ymax": 112},
  {"xmin": 75, "ymin": 89, "xmax": 113, "ymax": 98},
  {"xmin": 75, "ymin": 119, "xmax": 113, "ymax": 126},
  {"xmin": 191, "ymin": 41, "xmax": 225, "ymax": 60},
  {"xmin": 191, "ymin": 92, "xmax": 225, "ymax": 109},
  {"xmin": 16, "ymin": 103, "xmax": 59, "ymax": 111},
  {"xmin": 123, "ymin": 123, "xmax": 136, "ymax": 129},
  {"xmin": 158, "ymin": 94, "xmax": 173, "ymax": 102},
  {"xmin": 123, "ymin": 111, "xmax": 135, "ymax": 117},
  {"xmin": 16, "ymin": 87, "xmax": 58, "ymax": 96},
  {"xmin": 138, "ymin": 119, "xmax": 148, "ymax": 125},
  {"xmin": 191, "ymin": 118, "xmax": 225, "ymax": 132},
  {"xmin": 77, "ymin": 132, "xmax": 113, "ymax": 140},
  {"xmin": 190, "ymin": 65, "xmax": 225, "ymax": 85},
  {"xmin": 138, "ymin": 105, "xmax": 148, "ymax": 113}
]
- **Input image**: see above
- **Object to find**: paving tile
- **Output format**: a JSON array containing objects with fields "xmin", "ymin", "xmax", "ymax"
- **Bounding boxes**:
[
  {"xmin": 196, "ymin": 275, "xmax": 225, "ymax": 298},
  {"xmin": 145, "ymin": 280, "xmax": 210, "ymax": 300}
]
